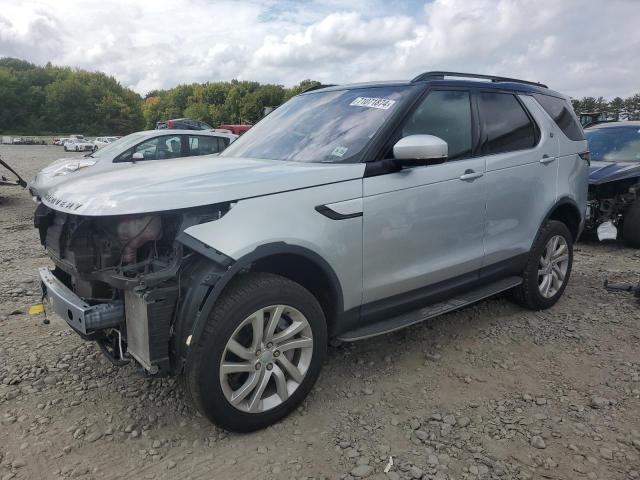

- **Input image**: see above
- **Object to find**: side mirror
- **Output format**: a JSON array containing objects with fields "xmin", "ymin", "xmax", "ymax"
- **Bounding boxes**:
[
  {"xmin": 132, "ymin": 152, "xmax": 144, "ymax": 161},
  {"xmin": 393, "ymin": 134, "xmax": 448, "ymax": 167}
]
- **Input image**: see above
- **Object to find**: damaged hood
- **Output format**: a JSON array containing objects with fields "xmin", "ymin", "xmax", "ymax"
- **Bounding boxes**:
[
  {"xmin": 42, "ymin": 155, "xmax": 365, "ymax": 216},
  {"xmin": 589, "ymin": 161, "xmax": 640, "ymax": 185}
]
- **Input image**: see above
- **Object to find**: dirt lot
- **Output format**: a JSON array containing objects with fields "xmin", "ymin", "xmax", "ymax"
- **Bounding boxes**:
[{"xmin": 1, "ymin": 145, "xmax": 639, "ymax": 480}]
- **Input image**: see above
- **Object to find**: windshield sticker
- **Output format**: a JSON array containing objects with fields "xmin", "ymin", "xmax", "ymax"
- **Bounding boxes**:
[
  {"xmin": 350, "ymin": 97, "xmax": 396, "ymax": 110},
  {"xmin": 331, "ymin": 146, "xmax": 348, "ymax": 157}
]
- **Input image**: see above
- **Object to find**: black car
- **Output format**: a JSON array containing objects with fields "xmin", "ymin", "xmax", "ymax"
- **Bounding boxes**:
[
  {"xmin": 585, "ymin": 121, "xmax": 640, "ymax": 246},
  {"xmin": 156, "ymin": 118, "xmax": 213, "ymax": 130}
]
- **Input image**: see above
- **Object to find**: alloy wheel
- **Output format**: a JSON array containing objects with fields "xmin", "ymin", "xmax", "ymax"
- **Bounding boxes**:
[
  {"xmin": 537, "ymin": 235, "xmax": 569, "ymax": 298},
  {"xmin": 219, "ymin": 305, "xmax": 313, "ymax": 413}
]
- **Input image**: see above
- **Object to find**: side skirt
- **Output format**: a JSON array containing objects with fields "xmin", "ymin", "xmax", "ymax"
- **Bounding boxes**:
[{"xmin": 337, "ymin": 276, "xmax": 522, "ymax": 341}]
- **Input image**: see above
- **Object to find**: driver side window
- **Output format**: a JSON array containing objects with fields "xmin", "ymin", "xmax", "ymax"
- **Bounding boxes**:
[
  {"xmin": 115, "ymin": 135, "xmax": 184, "ymax": 162},
  {"xmin": 401, "ymin": 90, "xmax": 472, "ymax": 160}
]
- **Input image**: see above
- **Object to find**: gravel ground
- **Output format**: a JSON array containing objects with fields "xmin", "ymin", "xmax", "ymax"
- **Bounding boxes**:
[{"xmin": 1, "ymin": 145, "xmax": 639, "ymax": 480}]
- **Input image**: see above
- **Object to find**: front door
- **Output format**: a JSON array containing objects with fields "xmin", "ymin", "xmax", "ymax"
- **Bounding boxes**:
[{"xmin": 361, "ymin": 89, "xmax": 486, "ymax": 315}]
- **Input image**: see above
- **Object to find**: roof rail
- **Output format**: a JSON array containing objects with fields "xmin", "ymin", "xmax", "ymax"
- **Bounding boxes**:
[
  {"xmin": 301, "ymin": 84, "xmax": 336, "ymax": 93},
  {"xmin": 411, "ymin": 71, "xmax": 548, "ymax": 88}
]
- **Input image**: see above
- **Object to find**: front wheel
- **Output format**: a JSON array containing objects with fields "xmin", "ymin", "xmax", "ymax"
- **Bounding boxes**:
[
  {"xmin": 511, "ymin": 220, "xmax": 573, "ymax": 310},
  {"xmin": 184, "ymin": 272, "xmax": 327, "ymax": 432}
]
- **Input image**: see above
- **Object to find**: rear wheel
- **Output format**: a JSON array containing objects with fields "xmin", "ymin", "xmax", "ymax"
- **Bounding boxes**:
[
  {"xmin": 622, "ymin": 199, "xmax": 640, "ymax": 248},
  {"xmin": 184, "ymin": 272, "xmax": 327, "ymax": 432},
  {"xmin": 511, "ymin": 220, "xmax": 573, "ymax": 310}
]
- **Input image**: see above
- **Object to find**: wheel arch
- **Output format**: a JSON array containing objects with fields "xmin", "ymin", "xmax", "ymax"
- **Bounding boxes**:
[
  {"xmin": 176, "ymin": 240, "xmax": 344, "ymax": 371},
  {"xmin": 543, "ymin": 197, "xmax": 583, "ymax": 241}
]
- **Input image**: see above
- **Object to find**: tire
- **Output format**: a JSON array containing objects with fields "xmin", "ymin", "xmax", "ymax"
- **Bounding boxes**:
[
  {"xmin": 511, "ymin": 220, "xmax": 573, "ymax": 310},
  {"xmin": 622, "ymin": 199, "xmax": 640, "ymax": 248},
  {"xmin": 184, "ymin": 272, "xmax": 327, "ymax": 432}
]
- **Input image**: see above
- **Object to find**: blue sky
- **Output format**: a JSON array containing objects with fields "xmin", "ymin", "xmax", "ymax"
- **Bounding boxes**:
[{"xmin": 1, "ymin": 0, "xmax": 639, "ymax": 98}]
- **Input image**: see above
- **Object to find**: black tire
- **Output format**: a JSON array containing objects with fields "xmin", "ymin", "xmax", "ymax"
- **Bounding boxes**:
[
  {"xmin": 622, "ymin": 199, "xmax": 640, "ymax": 248},
  {"xmin": 511, "ymin": 220, "xmax": 573, "ymax": 310},
  {"xmin": 184, "ymin": 272, "xmax": 327, "ymax": 432}
]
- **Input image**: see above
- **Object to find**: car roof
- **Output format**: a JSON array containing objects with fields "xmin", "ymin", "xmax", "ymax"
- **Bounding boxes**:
[
  {"xmin": 136, "ymin": 129, "xmax": 237, "ymax": 138},
  {"xmin": 302, "ymin": 75, "xmax": 563, "ymax": 98},
  {"xmin": 586, "ymin": 121, "xmax": 640, "ymax": 129}
]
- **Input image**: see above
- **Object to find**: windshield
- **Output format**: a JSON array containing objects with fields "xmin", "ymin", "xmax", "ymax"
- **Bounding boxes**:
[
  {"xmin": 586, "ymin": 126, "xmax": 640, "ymax": 162},
  {"xmin": 221, "ymin": 86, "xmax": 412, "ymax": 163},
  {"xmin": 89, "ymin": 132, "xmax": 148, "ymax": 159}
]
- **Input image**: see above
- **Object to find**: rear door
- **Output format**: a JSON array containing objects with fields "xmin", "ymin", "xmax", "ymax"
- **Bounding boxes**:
[
  {"xmin": 479, "ymin": 91, "xmax": 559, "ymax": 268},
  {"xmin": 362, "ymin": 89, "xmax": 486, "ymax": 310}
]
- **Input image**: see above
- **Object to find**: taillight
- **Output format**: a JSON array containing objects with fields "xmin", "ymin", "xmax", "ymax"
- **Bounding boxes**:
[{"xmin": 579, "ymin": 151, "xmax": 590, "ymax": 165}]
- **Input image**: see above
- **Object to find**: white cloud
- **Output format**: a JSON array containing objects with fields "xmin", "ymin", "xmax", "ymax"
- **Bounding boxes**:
[{"xmin": 0, "ymin": 0, "xmax": 639, "ymax": 98}]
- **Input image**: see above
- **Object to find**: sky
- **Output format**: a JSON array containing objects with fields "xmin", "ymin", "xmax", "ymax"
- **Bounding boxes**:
[{"xmin": 1, "ymin": 0, "xmax": 639, "ymax": 99}]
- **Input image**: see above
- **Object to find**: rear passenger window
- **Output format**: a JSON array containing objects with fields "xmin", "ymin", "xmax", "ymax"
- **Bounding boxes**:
[
  {"xmin": 401, "ymin": 90, "xmax": 472, "ymax": 160},
  {"xmin": 533, "ymin": 93, "xmax": 585, "ymax": 141},
  {"xmin": 479, "ymin": 92, "xmax": 537, "ymax": 154},
  {"xmin": 188, "ymin": 136, "xmax": 228, "ymax": 156}
]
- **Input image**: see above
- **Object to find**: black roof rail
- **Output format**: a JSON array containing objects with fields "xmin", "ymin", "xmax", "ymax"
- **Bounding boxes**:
[
  {"xmin": 301, "ymin": 84, "xmax": 336, "ymax": 93},
  {"xmin": 411, "ymin": 71, "xmax": 548, "ymax": 89}
]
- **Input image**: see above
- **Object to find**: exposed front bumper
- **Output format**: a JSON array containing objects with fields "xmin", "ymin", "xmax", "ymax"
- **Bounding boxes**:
[{"xmin": 38, "ymin": 267, "xmax": 123, "ymax": 335}]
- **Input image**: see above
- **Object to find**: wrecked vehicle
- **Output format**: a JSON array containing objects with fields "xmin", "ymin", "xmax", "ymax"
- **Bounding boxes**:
[
  {"xmin": 585, "ymin": 121, "xmax": 640, "ymax": 246},
  {"xmin": 0, "ymin": 156, "xmax": 27, "ymax": 189},
  {"xmin": 35, "ymin": 72, "xmax": 588, "ymax": 432}
]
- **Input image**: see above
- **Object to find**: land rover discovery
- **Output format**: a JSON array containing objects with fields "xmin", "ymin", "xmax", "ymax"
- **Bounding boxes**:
[{"xmin": 35, "ymin": 72, "xmax": 589, "ymax": 431}]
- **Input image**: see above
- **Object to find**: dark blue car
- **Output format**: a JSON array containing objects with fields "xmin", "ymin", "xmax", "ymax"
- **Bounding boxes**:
[{"xmin": 585, "ymin": 121, "xmax": 640, "ymax": 246}]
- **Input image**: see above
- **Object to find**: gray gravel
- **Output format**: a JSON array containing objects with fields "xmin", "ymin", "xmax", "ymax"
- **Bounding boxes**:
[{"xmin": 1, "ymin": 145, "xmax": 639, "ymax": 479}]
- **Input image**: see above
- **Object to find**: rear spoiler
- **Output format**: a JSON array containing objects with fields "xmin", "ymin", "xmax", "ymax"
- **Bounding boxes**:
[{"xmin": 0, "ymin": 156, "xmax": 27, "ymax": 188}]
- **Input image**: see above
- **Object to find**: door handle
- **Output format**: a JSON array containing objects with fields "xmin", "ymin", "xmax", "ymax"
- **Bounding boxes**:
[
  {"xmin": 459, "ymin": 170, "xmax": 484, "ymax": 181},
  {"xmin": 540, "ymin": 155, "xmax": 556, "ymax": 164}
]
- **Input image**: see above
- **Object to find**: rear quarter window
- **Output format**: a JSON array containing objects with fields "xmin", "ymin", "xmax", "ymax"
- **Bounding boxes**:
[
  {"xmin": 533, "ymin": 93, "xmax": 585, "ymax": 141},
  {"xmin": 479, "ymin": 92, "xmax": 538, "ymax": 155}
]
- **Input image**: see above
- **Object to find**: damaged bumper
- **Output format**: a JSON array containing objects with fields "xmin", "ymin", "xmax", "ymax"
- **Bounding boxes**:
[
  {"xmin": 39, "ymin": 267, "xmax": 123, "ymax": 336},
  {"xmin": 39, "ymin": 267, "xmax": 177, "ymax": 375}
]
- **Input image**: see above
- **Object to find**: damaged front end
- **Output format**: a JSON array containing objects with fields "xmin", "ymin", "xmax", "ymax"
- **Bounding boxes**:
[
  {"xmin": 586, "ymin": 172, "xmax": 640, "ymax": 241},
  {"xmin": 35, "ymin": 203, "xmax": 232, "ymax": 375}
]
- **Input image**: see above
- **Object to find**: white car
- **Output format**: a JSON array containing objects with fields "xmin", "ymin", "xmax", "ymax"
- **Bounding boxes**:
[
  {"xmin": 93, "ymin": 136, "xmax": 119, "ymax": 149},
  {"xmin": 64, "ymin": 138, "xmax": 95, "ymax": 152},
  {"xmin": 31, "ymin": 129, "xmax": 237, "ymax": 199}
]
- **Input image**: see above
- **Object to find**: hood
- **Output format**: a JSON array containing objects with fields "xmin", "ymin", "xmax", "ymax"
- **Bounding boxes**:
[
  {"xmin": 589, "ymin": 161, "xmax": 640, "ymax": 185},
  {"xmin": 42, "ymin": 155, "xmax": 365, "ymax": 216}
]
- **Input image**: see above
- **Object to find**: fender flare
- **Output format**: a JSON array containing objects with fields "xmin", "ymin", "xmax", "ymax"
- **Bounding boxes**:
[
  {"xmin": 540, "ymin": 196, "xmax": 584, "ymax": 240},
  {"xmin": 176, "ymin": 238, "xmax": 344, "ymax": 370}
]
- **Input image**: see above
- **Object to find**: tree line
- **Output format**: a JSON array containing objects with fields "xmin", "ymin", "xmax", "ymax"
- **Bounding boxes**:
[
  {"xmin": 141, "ymin": 79, "xmax": 319, "ymax": 130},
  {"xmin": 571, "ymin": 94, "xmax": 640, "ymax": 118},
  {"xmin": 2, "ymin": 56, "xmax": 639, "ymax": 135},
  {"xmin": 0, "ymin": 57, "xmax": 319, "ymax": 135},
  {"xmin": 0, "ymin": 58, "xmax": 144, "ymax": 135}
]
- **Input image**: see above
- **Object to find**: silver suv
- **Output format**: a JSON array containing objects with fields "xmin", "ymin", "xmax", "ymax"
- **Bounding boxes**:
[{"xmin": 35, "ymin": 72, "xmax": 589, "ymax": 432}]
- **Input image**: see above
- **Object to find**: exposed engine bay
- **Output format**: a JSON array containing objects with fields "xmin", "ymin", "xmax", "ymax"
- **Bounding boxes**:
[
  {"xmin": 35, "ymin": 202, "xmax": 232, "ymax": 375},
  {"xmin": 586, "ymin": 178, "xmax": 639, "ymax": 239}
]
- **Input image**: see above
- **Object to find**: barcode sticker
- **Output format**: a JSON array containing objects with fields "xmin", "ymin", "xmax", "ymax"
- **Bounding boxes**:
[{"xmin": 349, "ymin": 97, "xmax": 396, "ymax": 110}]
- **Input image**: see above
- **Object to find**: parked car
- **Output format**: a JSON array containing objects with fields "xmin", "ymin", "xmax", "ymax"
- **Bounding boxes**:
[
  {"xmin": 31, "ymin": 129, "xmax": 237, "ymax": 199},
  {"xmin": 217, "ymin": 124, "xmax": 252, "ymax": 135},
  {"xmin": 64, "ymin": 138, "xmax": 95, "ymax": 152},
  {"xmin": 584, "ymin": 121, "xmax": 640, "ymax": 246},
  {"xmin": 93, "ymin": 136, "xmax": 119, "ymax": 149},
  {"xmin": 156, "ymin": 118, "xmax": 213, "ymax": 130},
  {"xmin": 34, "ymin": 72, "xmax": 588, "ymax": 432}
]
